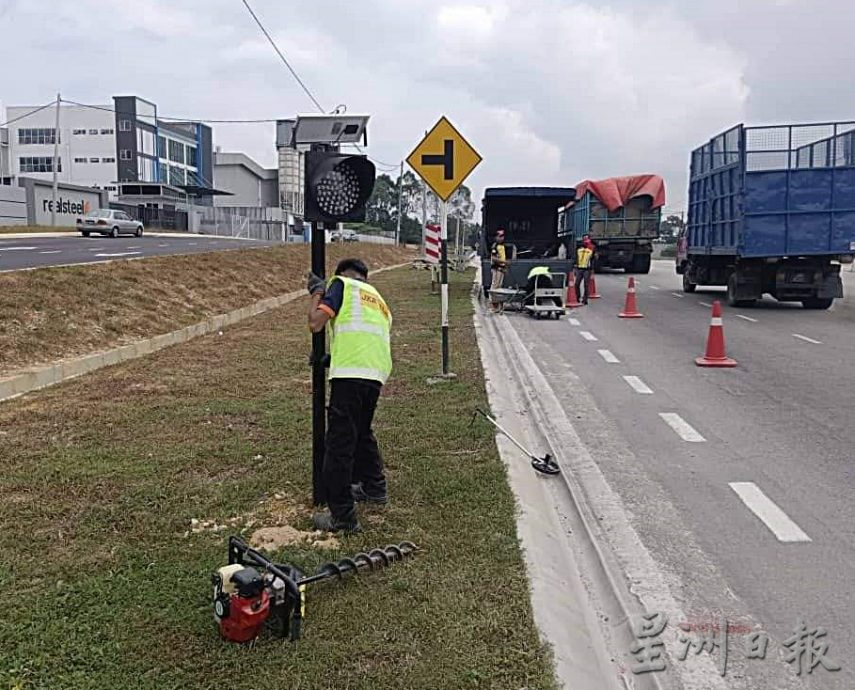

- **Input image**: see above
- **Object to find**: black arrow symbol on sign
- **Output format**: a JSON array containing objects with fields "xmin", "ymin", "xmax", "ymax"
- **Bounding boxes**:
[{"xmin": 421, "ymin": 139, "xmax": 454, "ymax": 180}]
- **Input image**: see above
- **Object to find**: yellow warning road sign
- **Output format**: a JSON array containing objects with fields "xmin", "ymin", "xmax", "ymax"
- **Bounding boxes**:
[{"xmin": 406, "ymin": 116, "xmax": 482, "ymax": 202}]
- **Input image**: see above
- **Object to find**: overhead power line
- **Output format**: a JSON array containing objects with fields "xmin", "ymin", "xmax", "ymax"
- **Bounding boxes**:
[
  {"xmin": 239, "ymin": 0, "xmax": 325, "ymax": 113},
  {"xmin": 60, "ymin": 98, "xmax": 279, "ymax": 124},
  {"xmin": 0, "ymin": 101, "xmax": 58, "ymax": 128}
]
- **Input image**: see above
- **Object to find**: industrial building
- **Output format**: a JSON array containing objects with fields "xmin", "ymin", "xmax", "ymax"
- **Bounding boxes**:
[{"xmin": 0, "ymin": 96, "xmax": 214, "ymax": 206}]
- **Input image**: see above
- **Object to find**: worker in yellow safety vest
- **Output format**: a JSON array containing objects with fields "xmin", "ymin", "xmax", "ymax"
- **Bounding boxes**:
[
  {"xmin": 574, "ymin": 236, "xmax": 595, "ymax": 305},
  {"xmin": 307, "ymin": 258, "xmax": 392, "ymax": 533}
]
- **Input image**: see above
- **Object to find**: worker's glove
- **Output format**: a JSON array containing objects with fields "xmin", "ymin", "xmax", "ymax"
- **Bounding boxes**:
[{"xmin": 306, "ymin": 272, "xmax": 326, "ymax": 295}]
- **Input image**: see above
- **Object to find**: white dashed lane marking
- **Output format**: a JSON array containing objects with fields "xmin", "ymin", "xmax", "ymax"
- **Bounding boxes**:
[
  {"xmin": 793, "ymin": 333, "xmax": 822, "ymax": 345},
  {"xmin": 671, "ymin": 292, "xmax": 685, "ymax": 299},
  {"xmin": 598, "ymin": 349, "xmax": 620, "ymax": 363},
  {"xmin": 0, "ymin": 246, "xmax": 37, "ymax": 252},
  {"xmin": 38, "ymin": 250, "xmax": 62, "ymax": 254},
  {"xmin": 699, "ymin": 301, "xmax": 713, "ymax": 308},
  {"xmin": 659, "ymin": 413, "xmax": 706, "ymax": 442},
  {"xmin": 729, "ymin": 482, "xmax": 812, "ymax": 543},
  {"xmin": 649, "ymin": 285, "xmax": 661, "ymax": 290},
  {"xmin": 579, "ymin": 331, "xmax": 598, "ymax": 342},
  {"xmin": 623, "ymin": 375, "xmax": 654, "ymax": 394},
  {"xmin": 568, "ymin": 318, "xmax": 581, "ymax": 326},
  {"xmin": 737, "ymin": 315, "xmax": 758, "ymax": 323}
]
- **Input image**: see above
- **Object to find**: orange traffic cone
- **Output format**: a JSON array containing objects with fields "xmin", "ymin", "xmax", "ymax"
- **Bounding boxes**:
[
  {"xmin": 566, "ymin": 281, "xmax": 581, "ymax": 308},
  {"xmin": 587, "ymin": 274, "xmax": 601, "ymax": 299},
  {"xmin": 696, "ymin": 301, "xmax": 737, "ymax": 367},
  {"xmin": 618, "ymin": 277, "xmax": 643, "ymax": 318}
]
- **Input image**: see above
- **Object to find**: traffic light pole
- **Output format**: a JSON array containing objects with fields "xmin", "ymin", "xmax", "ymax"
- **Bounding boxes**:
[
  {"xmin": 311, "ymin": 219, "xmax": 326, "ymax": 506},
  {"xmin": 440, "ymin": 201, "xmax": 451, "ymax": 375}
]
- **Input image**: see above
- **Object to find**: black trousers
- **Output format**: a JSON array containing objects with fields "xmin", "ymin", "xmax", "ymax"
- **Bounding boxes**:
[
  {"xmin": 575, "ymin": 268, "xmax": 591, "ymax": 303},
  {"xmin": 324, "ymin": 378, "xmax": 386, "ymax": 521}
]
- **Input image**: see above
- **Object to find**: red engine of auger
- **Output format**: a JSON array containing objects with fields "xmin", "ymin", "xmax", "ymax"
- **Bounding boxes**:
[{"xmin": 212, "ymin": 564, "xmax": 271, "ymax": 643}]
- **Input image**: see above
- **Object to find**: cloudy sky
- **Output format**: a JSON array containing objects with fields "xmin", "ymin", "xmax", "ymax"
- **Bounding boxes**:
[{"xmin": 2, "ymin": 0, "xmax": 854, "ymax": 210}]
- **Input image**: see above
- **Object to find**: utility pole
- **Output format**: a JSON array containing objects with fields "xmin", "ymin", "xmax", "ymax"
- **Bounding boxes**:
[
  {"xmin": 51, "ymin": 92, "xmax": 61, "ymax": 227},
  {"xmin": 395, "ymin": 160, "xmax": 403, "ymax": 245},
  {"xmin": 310, "ymin": 217, "xmax": 327, "ymax": 505}
]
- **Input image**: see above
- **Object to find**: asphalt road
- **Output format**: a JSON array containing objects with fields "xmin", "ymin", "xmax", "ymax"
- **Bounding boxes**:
[
  {"xmin": 0, "ymin": 234, "xmax": 279, "ymax": 272},
  {"xmin": 503, "ymin": 260, "xmax": 855, "ymax": 688}
]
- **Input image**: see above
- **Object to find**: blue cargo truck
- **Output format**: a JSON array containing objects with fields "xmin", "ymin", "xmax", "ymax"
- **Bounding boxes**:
[{"xmin": 677, "ymin": 121, "xmax": 855, "ymax": 309}]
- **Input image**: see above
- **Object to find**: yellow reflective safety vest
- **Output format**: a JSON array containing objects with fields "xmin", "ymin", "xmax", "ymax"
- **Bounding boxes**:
[
  {"xmin": 576, "ymin": 246, "xmax": 593, "ymax": 269},
  {"xmin": 328, "ymin": 276, "xmax": 392, "ymax": 384},
  {"xmin": 527, "ymin": 266, "xmax": 551, "ymax": 280}
]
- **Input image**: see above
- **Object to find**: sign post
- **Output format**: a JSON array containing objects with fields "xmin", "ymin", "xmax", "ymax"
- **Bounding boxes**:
[{"xmin": 406, "ymin": 116, "xmax": 481, "ymax": 377}]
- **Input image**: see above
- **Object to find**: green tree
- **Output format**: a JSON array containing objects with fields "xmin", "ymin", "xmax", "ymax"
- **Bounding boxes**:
[{"xmin": 659, "ymin": 214, "xmax": 685, "ymax": 243}]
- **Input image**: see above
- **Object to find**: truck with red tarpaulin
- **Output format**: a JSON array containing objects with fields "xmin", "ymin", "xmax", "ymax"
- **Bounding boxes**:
[{"xmin": 558, "ymin": 174, "xmax": 666, "ymax": 274}]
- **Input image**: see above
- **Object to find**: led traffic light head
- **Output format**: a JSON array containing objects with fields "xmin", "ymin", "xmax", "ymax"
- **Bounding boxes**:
[{"xmin": 305, "ymin": 151, "xmax": 376, "ymax": 223}]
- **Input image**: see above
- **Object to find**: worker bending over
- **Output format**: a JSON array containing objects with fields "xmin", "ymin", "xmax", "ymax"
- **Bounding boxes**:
[
  {"xmin": 307, "ymin": 258, "xmax": 392, "ymax": 533},
  {"xmin": 524, "ymin": 266, "xmax": 562, "ymax": 307}
]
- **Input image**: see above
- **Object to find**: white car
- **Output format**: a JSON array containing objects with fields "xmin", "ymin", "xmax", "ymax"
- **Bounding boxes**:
[{"xmin": 77, "ymin": 209, "xmax": 144, "ymax": 238}]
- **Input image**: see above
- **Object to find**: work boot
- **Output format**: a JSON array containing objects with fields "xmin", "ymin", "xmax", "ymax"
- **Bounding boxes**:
[
  {"xmin": 351, "ymin": 483, "xmax": 389, "ymax": 505},
  {"xmin": 312, "ymin": 510, "xmax": 362, "ymax": 534}
]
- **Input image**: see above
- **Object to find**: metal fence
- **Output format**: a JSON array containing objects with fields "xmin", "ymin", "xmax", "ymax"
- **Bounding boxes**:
[
  {"xmin": 195, "ymin": 206, "xmax": 287, "ymax": 241},
  {"xmin": 110, "ymin": 203, "xmax": 188, "ymax": 231}
]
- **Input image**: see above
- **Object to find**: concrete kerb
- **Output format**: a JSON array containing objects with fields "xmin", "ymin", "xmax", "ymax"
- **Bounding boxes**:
[
  {"xmin": 475, "ymin": 283, "xmax": 728, "ymax": 690},
  {"xmin": 0, "ymin": 262, "xmax": 410, "ymax": 405}
]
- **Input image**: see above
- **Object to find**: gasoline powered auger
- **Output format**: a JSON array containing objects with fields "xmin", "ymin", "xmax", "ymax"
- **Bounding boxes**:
[
  {"xmin": 212, "ymin": 536, "xmax": 417, "ymax": 644},
  {"xmin": 472, "ymin": 407, "xmax": 561, "ymax": 475}
]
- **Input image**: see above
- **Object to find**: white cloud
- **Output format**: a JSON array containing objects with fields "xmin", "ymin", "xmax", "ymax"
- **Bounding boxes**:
[{"xmin": 9, "ymin": 0, "xmax": 855, "ymax": 212}]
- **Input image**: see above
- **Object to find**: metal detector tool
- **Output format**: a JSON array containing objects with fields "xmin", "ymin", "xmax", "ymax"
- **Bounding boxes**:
[{"xmin": 472, "ymin": 408, "xmax": 560, "ymax": 475}]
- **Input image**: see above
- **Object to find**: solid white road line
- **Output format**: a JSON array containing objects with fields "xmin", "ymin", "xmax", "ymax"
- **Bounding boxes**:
[
  {"xmin": 737, "ymin": 314, "xmax": 758, "ymax": 323},
  {"xmin": 0, "ymin": 246, "xmax": 37, "ymax": 252},
  {"xmin": 671, "ymin": 292, "xmax": 685, "ymax": 299},
  {"xmin": 699, "ymin": 301, "xmax": 713, "ymax": 308},
  {"xmin": 623, "ymin": 375, "xmax": 654, "ymax": 394},
  {"xmin": 94, "ymin": 251, "xmax": 142, "ymax": 258},
  {"xmin": 659, "ymin": 413, "xmax": 706, "ymax": 442},
  {"xmin": 568, "ymin": 318, "xmax": 581, "ymax": 326},
  {"xmin": 38, "ymin": 250, "xmax": 62, "ymax": 254},
  {"xmin": 729, "ymin": 482, "xmax": 811, "ymax": 542},
  {"xmin": 579, "ymin": 331, "xmax": 598, "ymax": 342},
  {"xmin": 598, "ymin": 349, "xmax": 620, "ymax": 363},
  {"xmin": 126, "ymin": 245, "xmax": 141, "ymax": 249},
  {"xmin": 793, "ymin": 333, "xmax": 822, "ymax": 345}
]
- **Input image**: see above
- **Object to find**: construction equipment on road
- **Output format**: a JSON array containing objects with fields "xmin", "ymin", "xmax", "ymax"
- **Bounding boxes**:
[
  {"xmin": 618, "ymin": 276, "xmax": 644, "ymax": 318},
  {"xmin": 213, "ymin": 536, "xmax": 417, "ymax": 644},
  {"xmin": 472, "ymin": 407, "xmax": 560, "ymax": 475},
  {"xmin": 524, "ymin": 272, "xmax": 567, "ymax": 320},
  {"xmin": 695, "ymin": 300, "xmax": 737, "ymax": 368}
]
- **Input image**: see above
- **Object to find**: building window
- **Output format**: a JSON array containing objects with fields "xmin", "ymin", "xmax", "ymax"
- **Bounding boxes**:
[
  {"xmin": 74, "ymin": 157, "xmax": 87, "ymax": 163},
  {"xmin": 73, "ymin": 129, "xmax": 87, "ymax": 135},
  {"xmin": 18, "ymin": 127, "xmax": 58, "ymax": 145},
  {"xmin": 168, "ymin": 139, "xmax": 185, "ymax": 164},
  {"xmin": 137, "ymin": 128, "xmax": 155, "ymax": 156},
  {"xmin": 186, "ymin": 145, "xmax": 197, "ymax": 168},
  {"xmin": 120, "ymin": 149, "xmax": 132, "ymax": 161},
  {"xmin": 88, "ymin": 129, "xmax": 99, "ymax": 135},
  {"xmin": 19, "ymin": 156, "xmax": 61, "ymax": 173},
  {"xmin": 102, "ymin": 157, "xmax": 116, "ymax": 163},
  {"xmin": 119, "ymin": 120, "xmax": 132, "ymax": 132},
  {"xmin": 101, "ymin": 128, "xmax": 114, "ymax": 135},
  {"xmin": 89, "ymin": 157, "xmax": 100, "ymax": 163},
  {"xmin": 158, "ymin": 162, "xmax": 168, "ymax": 183},
  {"xmin": 157, "ymin": 135, "xmax": 166, "ymax": 158},
  {"xmin": 169, "ymin": 165, "xmax": 185, "ymax": 185},
  {"xmin": 104, "ymin": 186, "xmax": 117, "ymax": 192}
]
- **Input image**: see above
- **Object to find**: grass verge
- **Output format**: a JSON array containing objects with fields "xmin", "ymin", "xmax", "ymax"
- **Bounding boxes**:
[
  {"xmin": 0, "ymin": 268, "xmax": 556, "ymax": 690},
  {"xmin": 0, "ymin": 226, "xmax": 76, "ymax": 234},
  {"xmin": 0, "ymin": 243, "xmax": 413, "ymax": 376}
]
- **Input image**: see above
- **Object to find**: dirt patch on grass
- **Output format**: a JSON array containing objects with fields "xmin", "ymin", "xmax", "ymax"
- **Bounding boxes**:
[{"xmin": 0, "ymin": 243, "xmax": 414, "ymax": 376}]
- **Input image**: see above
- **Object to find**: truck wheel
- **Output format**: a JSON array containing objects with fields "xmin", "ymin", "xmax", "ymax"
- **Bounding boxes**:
[
  {"xmin": 802, "ymin": 297, "xmax": 833, "ymax": 310},
  {"xmin": 726, "ymin": 274, "xmax": 756, "ymax": 307},
  {"xmin": 634, "ymin": 254, "xmax": 651, "ymax": 274},
  {"xmin": 682, "ymin": 272, "xmax": 697, "ymax": 293}
]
